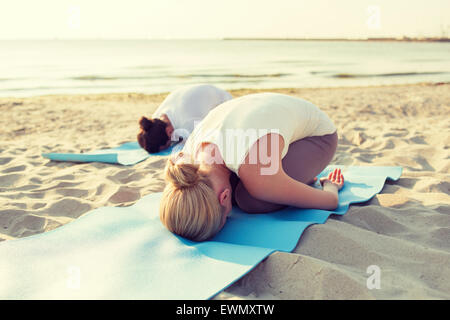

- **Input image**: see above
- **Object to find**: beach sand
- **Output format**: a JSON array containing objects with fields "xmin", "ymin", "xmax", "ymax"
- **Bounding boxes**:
[{"xmin": 1, "ymin": 83, "xmax": 449, "ymax": 299}]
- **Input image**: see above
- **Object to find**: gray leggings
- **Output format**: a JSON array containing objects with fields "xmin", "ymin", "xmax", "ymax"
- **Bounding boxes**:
[{"xmin": 233, "ymin": 131, "xmax": 338, "ymax": 213}]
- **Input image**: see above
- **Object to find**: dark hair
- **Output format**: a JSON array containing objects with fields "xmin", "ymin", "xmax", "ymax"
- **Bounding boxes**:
[{"xmin": 137, "ymin": 116, "xmax": 169, "ymax": 153}]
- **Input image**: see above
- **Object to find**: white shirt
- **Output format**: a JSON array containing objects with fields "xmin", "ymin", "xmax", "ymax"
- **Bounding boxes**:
[
  {"xmin": 153, "ymin": 84, "xmax": 232, "ymax": 141},
  {"xmin": 183, "ymin": 92, "xmax": 337, "ymax": 176}
]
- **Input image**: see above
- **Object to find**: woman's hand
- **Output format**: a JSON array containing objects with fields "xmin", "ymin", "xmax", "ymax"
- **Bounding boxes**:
[{"xmin": 320, "ymin": 168, "xmax": 344, "ymax": 191}]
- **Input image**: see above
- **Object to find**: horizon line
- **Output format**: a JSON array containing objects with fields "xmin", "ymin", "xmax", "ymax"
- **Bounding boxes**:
[{"xmin": 0, "ymin": 36, "xmax": 449, "ymax": 42}]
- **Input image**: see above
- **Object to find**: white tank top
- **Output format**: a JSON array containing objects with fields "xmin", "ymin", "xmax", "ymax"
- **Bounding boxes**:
[
  {"xmin": 183, "ymin": 92, "xmax": 336, "ymax": 176},
  {"xmin": 153, "ymin": 84, "xmax": 232, "ymax": 141}
]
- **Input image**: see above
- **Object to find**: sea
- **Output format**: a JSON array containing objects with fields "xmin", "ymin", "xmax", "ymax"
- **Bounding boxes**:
[{"xmin": 1, "ymin": 39, "xmax": 449, "ymax": 97}]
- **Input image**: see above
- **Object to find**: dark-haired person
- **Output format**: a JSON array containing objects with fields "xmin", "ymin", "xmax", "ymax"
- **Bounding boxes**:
[{"xmin": 137, "ymin": 84, "xmax": 232, "ymax": 153}]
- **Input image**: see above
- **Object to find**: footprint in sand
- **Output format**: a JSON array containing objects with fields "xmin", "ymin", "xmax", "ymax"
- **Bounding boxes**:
[
  {"xmin": 29, "ymin": 177, "xmax": 43, "ymax": 184},
  {"xmin": 0, "ymin": 157, "xmax": 13, "ymax": 165},
  {"xmin": 55, "ymin": 188, "xmax": 89, "ymax": 198},
  {"xmin": 108, "ymin": 186, "xmax": 141, "ymax": 204},
  {"xmin": 109, "ymin": 169, "xmax": 136, "ymax": 184},
  {"xmin": 46, "ymin": 198, "xmax": 92, "ymax": 219},
  {"xmin": 2, "ymin": 165, "xmax": 27, "ymax": 174},
  {"xmin": 0, "ymin": 173, "xmax": 24, "ymax": 188},
  {"xmin": 32, "ymin": 203, "xmax": 47, "ymax": 210},
  {"xmin": 408, "ymin": 136, "xmax": 427, "ymax": 145},
  {"xmin": 0, "ymin": 209, "xmax": 27, "ymax": 230},
  {"xmin": 53, "ymin": 174, "xmax": 76, "ymax": 181},
  {"xmin": 8, "ymin": 215, "xmax": 48, "ymax": 238}
]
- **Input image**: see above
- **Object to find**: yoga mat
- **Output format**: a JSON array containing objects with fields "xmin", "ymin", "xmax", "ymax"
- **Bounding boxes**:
[
  {"xmin": 0, "ymin": 165, "xmax": 402, "ymax": 299},
  {"xmin": 42, "ymin": 142, "xmax": 182, "ymax": 166}
]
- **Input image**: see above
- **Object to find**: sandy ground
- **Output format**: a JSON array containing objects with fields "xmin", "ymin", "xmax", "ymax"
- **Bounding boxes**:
[{"xmin": 0, "ymin": 83, "xmax": 449, "ymax": 299}]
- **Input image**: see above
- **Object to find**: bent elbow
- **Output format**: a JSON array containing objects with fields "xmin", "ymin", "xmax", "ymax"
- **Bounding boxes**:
[{"xmin": 328, "ymin": 195, "xmax": 339, "ymax": 210}]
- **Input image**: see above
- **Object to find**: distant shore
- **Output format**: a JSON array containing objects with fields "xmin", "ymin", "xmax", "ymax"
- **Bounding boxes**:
[{"xmin": 223, "ymin": 37, "xmax": 450, "ymax": 42}]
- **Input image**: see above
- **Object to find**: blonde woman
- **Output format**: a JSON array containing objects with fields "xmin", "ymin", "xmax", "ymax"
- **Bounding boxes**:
[{"xmin": 160, "ymin": 93, "xmax": 343, "ymax": 241}]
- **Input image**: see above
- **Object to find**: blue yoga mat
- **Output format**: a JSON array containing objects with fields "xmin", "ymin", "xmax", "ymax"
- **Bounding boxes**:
[
  {"xmin": 42, "ymin": 142, "xmax": 181, "ymax": 165},
  {"xmin": 0, "ymin": 165, "xmax": 401, "ymax": 299}
]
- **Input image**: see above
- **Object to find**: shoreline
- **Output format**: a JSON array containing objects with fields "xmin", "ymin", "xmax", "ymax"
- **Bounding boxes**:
[
  {"xmin": 2, "ymin": 37, "xmax": 449, "ymax": 42},
  {"xmin": 1, "ymin": 81, "xmax": 448, "ymax": 101}
]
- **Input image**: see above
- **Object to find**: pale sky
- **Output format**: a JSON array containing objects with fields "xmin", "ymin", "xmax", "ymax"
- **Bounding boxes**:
[{"xmin": 0, "ymin": 0, "xmax": 449, "ymax": 39}]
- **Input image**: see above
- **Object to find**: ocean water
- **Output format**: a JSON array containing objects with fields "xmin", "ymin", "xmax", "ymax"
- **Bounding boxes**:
[{"xmin": 1, "ymin": 39, "xmax": 449, "ymax": 97}]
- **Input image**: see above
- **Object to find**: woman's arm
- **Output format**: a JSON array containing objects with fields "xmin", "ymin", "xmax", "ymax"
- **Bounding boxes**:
[{"xmin": 238, "ymin": 134, "xmax": 340, "ymax": 210}]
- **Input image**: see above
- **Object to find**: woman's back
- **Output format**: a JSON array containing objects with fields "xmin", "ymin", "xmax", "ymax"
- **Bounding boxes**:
[
  {"xmin": 183, "ymin": 92, "xmax": 336, "ymax": 175},
  {"xmin": 153, "ymin": 84, "xmax": 232, "ymax": 139}
]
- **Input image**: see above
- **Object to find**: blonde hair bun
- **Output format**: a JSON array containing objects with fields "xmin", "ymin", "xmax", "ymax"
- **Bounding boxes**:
[{"xmin": 165, "ymin": 153, "xmax": 200, "ymax": 189}]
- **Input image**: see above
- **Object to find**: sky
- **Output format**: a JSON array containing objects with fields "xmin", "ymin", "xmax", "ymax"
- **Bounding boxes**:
[{"xmin": 0, "ymin": 0, "xmax": 449, "ymax": 39}]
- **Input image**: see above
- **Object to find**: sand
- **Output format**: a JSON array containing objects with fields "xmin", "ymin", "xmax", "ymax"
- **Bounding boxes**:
[{"xmin": 1, "ymin": 83, "xmax": 449, "ymax": 299}]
